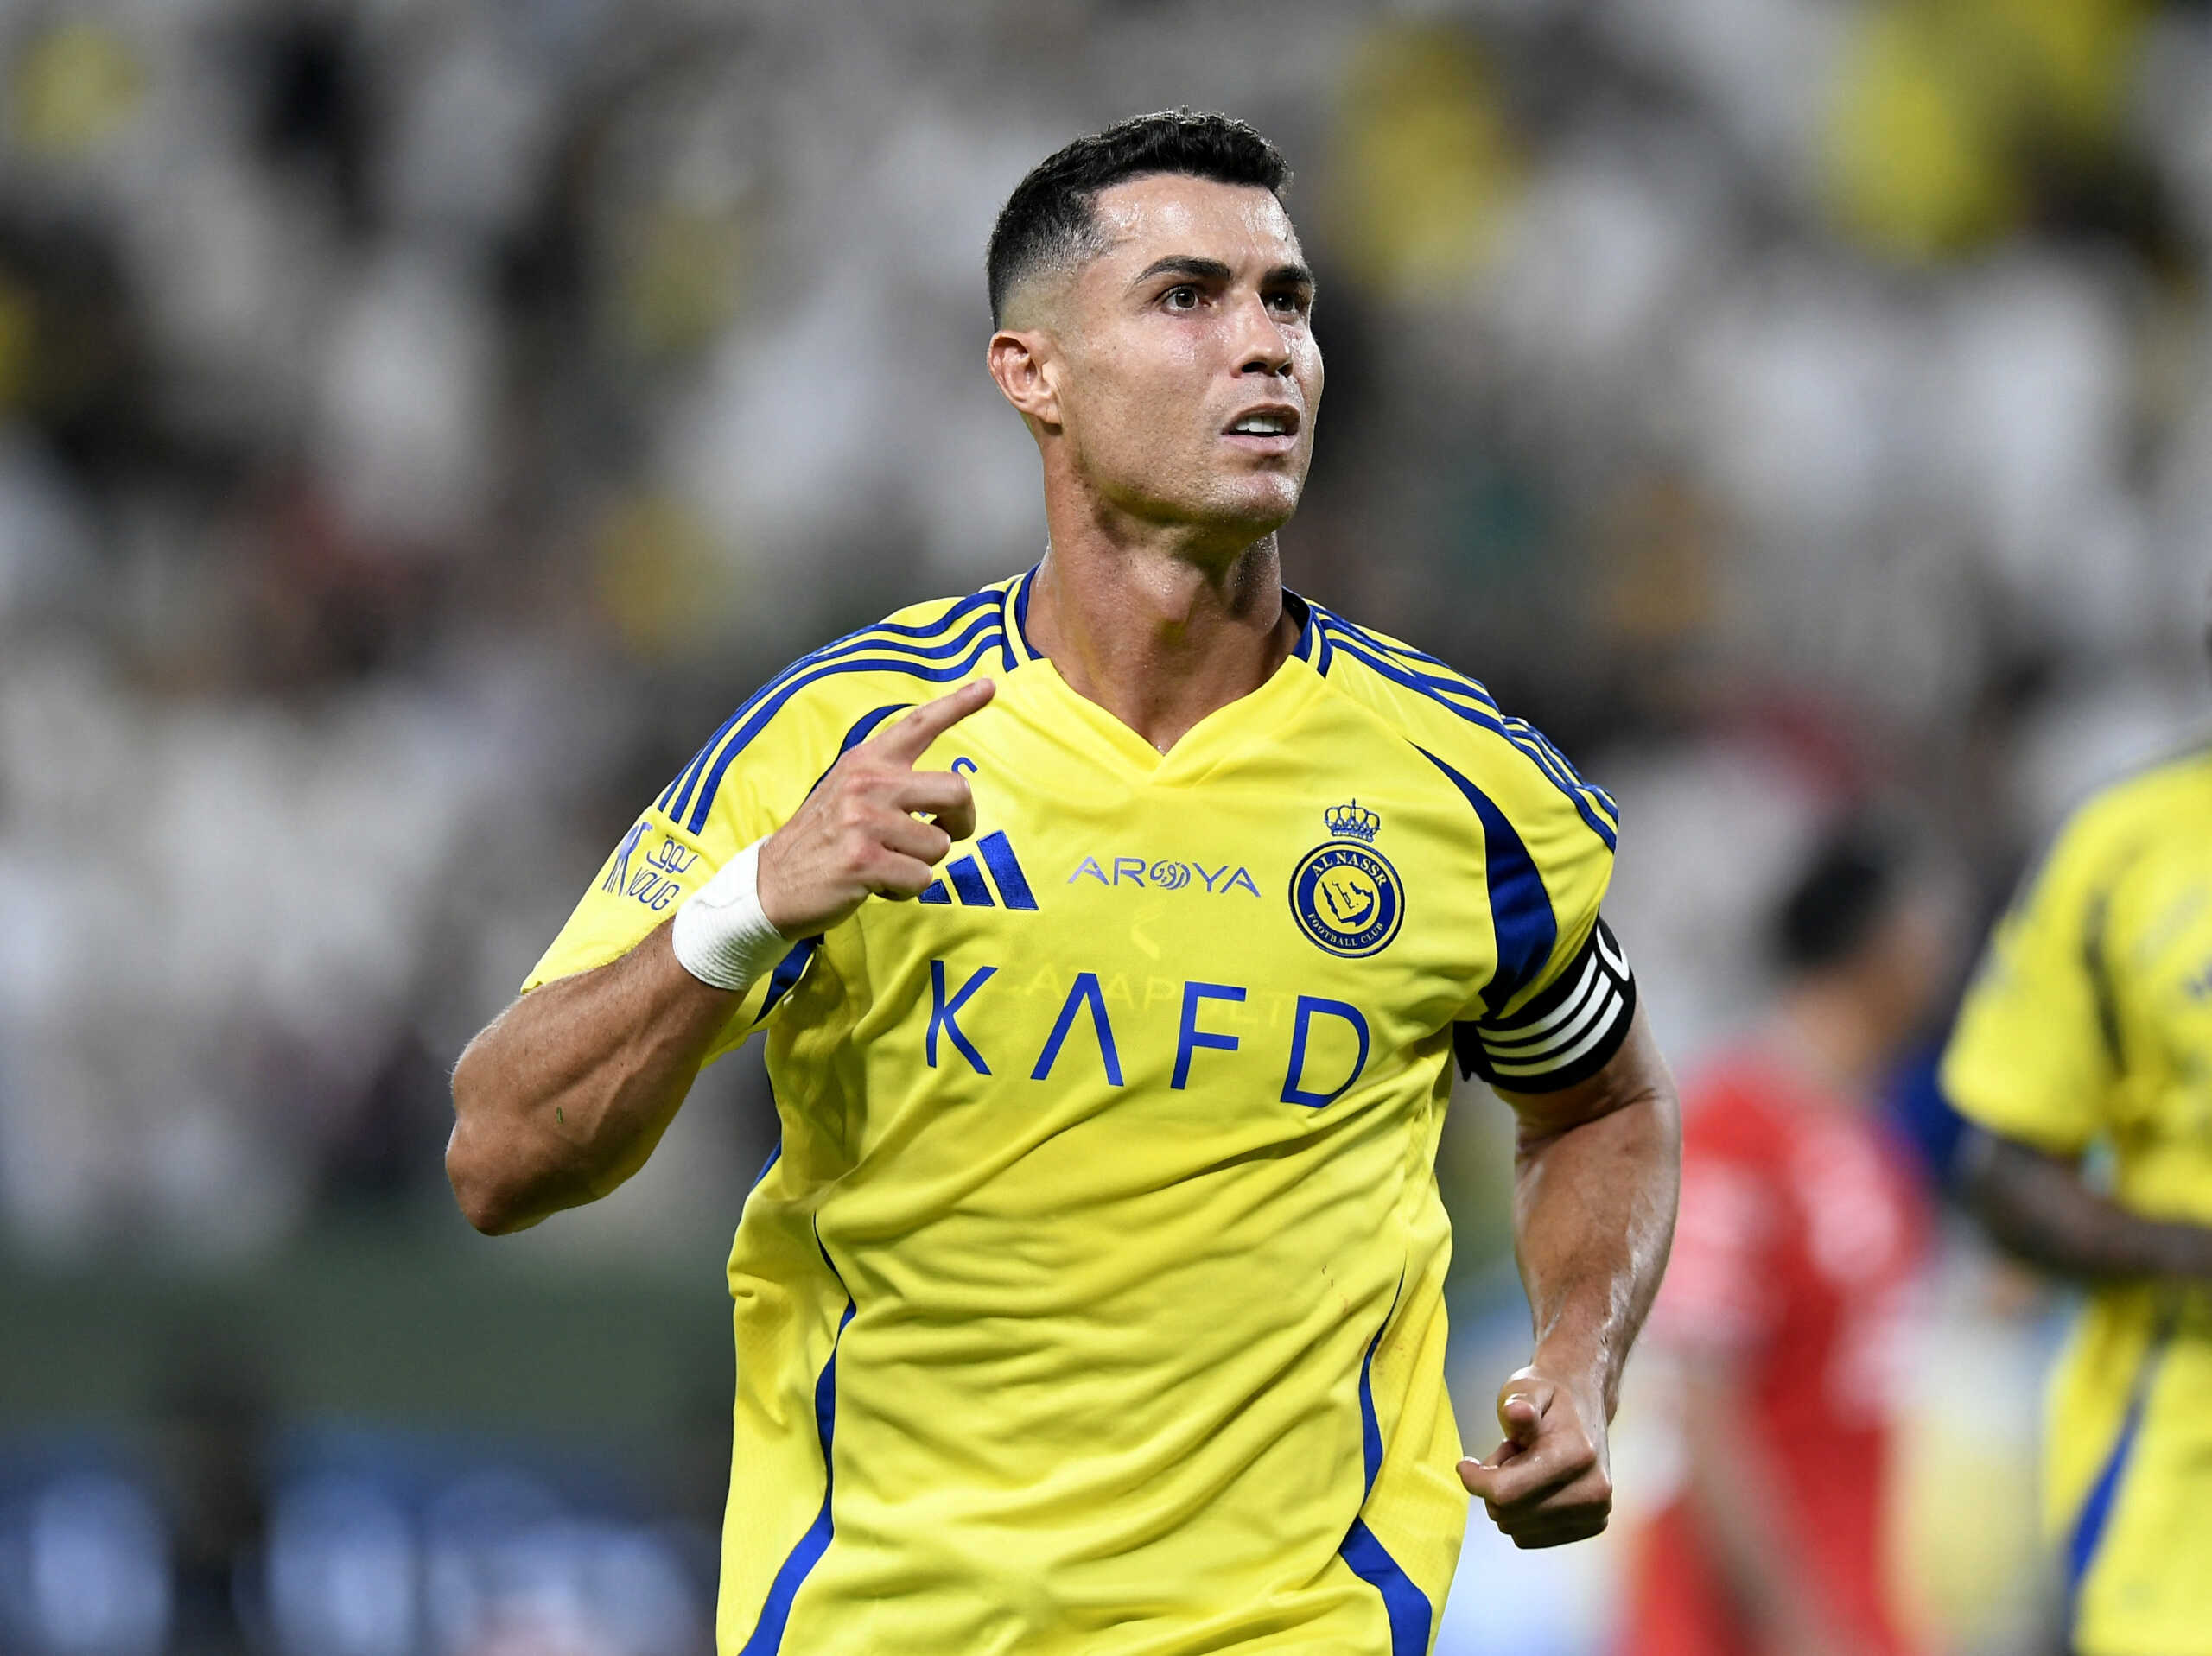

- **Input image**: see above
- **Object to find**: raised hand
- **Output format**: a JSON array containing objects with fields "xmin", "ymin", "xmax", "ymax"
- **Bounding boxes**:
[
  {"xmin": 1457, "ymin": 1365, "xmax": 1613, "ymax": 1549},
  {"xmin": 755, "ymin": 679, "xmax": 995, "ymax": 936}
]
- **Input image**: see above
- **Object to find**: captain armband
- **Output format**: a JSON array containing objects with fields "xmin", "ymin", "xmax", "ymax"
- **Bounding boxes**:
[
  {"xmin": 1454, "ymin": 916, "xmax": 1638, "ymax": 1093},
  {"xmin": 671, "ymin": 838, "xmax": 791, "ymax": 993}
]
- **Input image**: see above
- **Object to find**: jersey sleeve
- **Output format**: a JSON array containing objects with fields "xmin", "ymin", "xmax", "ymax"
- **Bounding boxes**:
[
  {"xmin": 1443, "ymin": 726, "xmax": 1636, "ymax": 1094},
  {"xmin": 1941, "ymin": 800, "xmax": 2129, "ymax": 1158},
  {"xmin": 1300, "ymin": 609, "xmax": 1633, "ymax": 1091},
  {"xmin": 520, "ymin": 663, "xmax": 891, "ymax": 1049}
]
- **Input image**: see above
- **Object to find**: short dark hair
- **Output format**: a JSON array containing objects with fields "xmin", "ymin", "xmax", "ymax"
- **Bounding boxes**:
[
  {"xmin": 1773, "ymin": 821, "xmax": 1907, "ymax": 976},
  {"xmin": 986, "ymin": 110, "xmax": 1293, "ymax": 327}
]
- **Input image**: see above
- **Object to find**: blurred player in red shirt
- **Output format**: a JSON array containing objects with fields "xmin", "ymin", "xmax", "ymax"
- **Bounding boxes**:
[{"xmin": 1621, "ymin": 827, "xmax": 1952, "ymax": 1656}]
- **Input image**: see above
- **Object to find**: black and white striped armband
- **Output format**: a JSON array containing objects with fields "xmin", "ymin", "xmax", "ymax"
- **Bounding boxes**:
[{"xmin": 1453, "ymin": 917, "xmax": 1637, "ymax": 1093}]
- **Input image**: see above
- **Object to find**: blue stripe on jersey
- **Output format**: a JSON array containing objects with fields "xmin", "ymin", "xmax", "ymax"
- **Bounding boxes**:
[
  {"xmin": 1313, "ymin": 620, "xmax": 1576, "ymax": 822},
  {"xmin": 781, "ymin": 702, "xmax": 912, "ymax": 812},
  {"xmin": 1416, "ymin": 745, "xmax": 1560, "ymax": 1015},
  {"xmin": 1321, "ymin": 611, "xmax": 1619, "ymax": 841},
  {"xmin": 836, "ymin": 701, "xmax": 908, "ymax": 757},
  {"xmin": 1356, "ymin": 1280, "xmax": 1401, "ymax": 1491},
  {"xmin": 763, "ymin": 698, "xmax": 918, "ymax": 815},
  {"xmin": 1340, "ymin": 1522, "xmax": 1431, "ymax": 1656},
  {"xmin": 681, "ymin": 625, "xmax": 1006, "ymax": 834},
  {"xmin": 1287, "ymin": 590, "xmax": 1317, "ymax": 663},
  {"xmin": 1011, "ymin": 565, "xmax": 1039, "ymax": 663},
  {"xmin": 1322, "ymin": 618, "xmax": 1509, "ymax": 714},
  {"xmin": 743, "ymin": 695, "xmax": 858, "ymax": 1030},
  {"xmin": 1506, "ymin": 715, "xmax": 1619, "ymax": 827},
  {"xmin": 659, "ymin": 606, "xmax": 992, "ymax": 814},
  {"xmin": 2068, "ymin": 1330, "xmax": 2168, "ymax": 1609},
  {"xmin": 673, "ymin": 605, "xmax": 1001, "ymax": 824},
  {"xmin": 1314, "ymin": 612, "xmax": 1618, "ymax": 848},
  {"xmin": 976, "ymin": 831, "xmax": 1038, "ymax": 910},
  {"xmin": 753, "ymin": 937, "xmax": 818, "ymax": 1025},
  {"xmin": 945, "ymin": 854, "xmax": 994, "ymax": 907},
  {"xmin": 1338, "ymin": 1278, "xmax": 1430, "ymax": 1656},
  {"xmin": 737, "ymin": 1294, "xmax": 855, "ymax": 1654},
  {"xmin": 662, "ymin": 639, "xmax": 947, "ymax": 819},
  {"xmin": 659, "ymin": 592, "xmax": 1005, "ymax": 822},
  {"xmin": 918, "ymin": 879, "xmax": 951, "ymax": 904}
]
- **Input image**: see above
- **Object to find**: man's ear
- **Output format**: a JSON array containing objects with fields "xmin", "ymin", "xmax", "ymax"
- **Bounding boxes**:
[{"xmin": 988, "ymin": 328, "xmax": 1062, "ymax": 430}]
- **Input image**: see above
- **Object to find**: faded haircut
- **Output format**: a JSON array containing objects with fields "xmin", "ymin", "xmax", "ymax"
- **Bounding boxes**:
[{"xmin": 986, "ymin": 110, "xmax": 1293, "ymax": 327}]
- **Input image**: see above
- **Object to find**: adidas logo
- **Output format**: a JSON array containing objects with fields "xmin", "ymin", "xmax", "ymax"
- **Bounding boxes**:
[{"xmin": 919, "ymin": 830, "xmax": 1038, "ymax": 910}]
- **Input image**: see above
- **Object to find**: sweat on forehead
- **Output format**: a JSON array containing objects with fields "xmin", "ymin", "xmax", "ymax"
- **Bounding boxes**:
[{"xmin": 985, "ymin": 110, "xmax": 1293, "ymax": 328}]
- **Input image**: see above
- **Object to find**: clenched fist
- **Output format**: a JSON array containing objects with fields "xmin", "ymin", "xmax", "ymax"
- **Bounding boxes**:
[
  {"xmin": 1458, "ymin": 1365, "xmax": 1613, "ymax": 1549},
  {"xmin": 756, "ymin": 679, "xmax": 995, "ymax": 936}
]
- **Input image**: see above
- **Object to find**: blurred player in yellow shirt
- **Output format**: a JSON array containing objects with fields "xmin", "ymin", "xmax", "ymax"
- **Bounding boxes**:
[
  {"xmin": 1944, "ymin": 657, "xmax": 2212, "ymax": 1655},
  {"xmin": 446, "ymin": 112, "xmax": 1680, "ymax": 1654}
]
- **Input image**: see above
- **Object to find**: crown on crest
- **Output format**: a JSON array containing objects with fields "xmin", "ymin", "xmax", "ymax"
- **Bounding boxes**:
[{"xmin": 1325, "ymin": 800, "xmax": 1380, "ymax": 843}]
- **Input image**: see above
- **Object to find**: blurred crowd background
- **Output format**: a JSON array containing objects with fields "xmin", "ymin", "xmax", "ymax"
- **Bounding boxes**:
[{"xmin": 3, "ymin": 0, "xmax": 2209, "ymax": 1650}]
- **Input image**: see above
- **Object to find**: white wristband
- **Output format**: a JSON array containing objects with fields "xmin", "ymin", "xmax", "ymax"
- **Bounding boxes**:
[{"xmin": 671, "ymin": 838, "xmax": 791, "ymax": 993}]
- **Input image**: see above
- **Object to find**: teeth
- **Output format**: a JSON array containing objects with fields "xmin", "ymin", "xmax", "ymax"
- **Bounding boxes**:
[{"xmin": 1232, "ymin": 416, "xmax": 1287, "ymax": 435}]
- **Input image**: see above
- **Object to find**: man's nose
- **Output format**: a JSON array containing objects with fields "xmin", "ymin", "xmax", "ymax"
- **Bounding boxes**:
[{"xmin": 1232, "ymin": 295, "xmax": 1294, "ymax": 377}]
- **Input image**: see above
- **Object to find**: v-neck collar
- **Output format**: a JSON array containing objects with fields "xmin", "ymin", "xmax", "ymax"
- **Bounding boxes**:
[{"xmin": 1005, "ymin": 568, "xmax": 1325, "ymax": 781}]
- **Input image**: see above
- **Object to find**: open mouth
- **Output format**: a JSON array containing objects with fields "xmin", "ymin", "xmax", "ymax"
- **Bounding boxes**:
[{"xmin": 1222, "ymin": 406, "xmax": 1301, "ymax": 444}]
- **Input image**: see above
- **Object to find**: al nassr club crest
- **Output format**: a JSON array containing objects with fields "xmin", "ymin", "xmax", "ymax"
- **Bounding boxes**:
[{"xmin": 1289, "ymin": 801, "xmax": 1404, "ymax": 958}]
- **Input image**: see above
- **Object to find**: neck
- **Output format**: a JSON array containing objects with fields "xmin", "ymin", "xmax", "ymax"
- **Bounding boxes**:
[
  {"xmin": 1767, "ymin": 975, "xmax": 1891, "ymax": 1100},
  {"xmin": 1021, "ymin": 503, "xmax": 1297, "ymax": 753}
]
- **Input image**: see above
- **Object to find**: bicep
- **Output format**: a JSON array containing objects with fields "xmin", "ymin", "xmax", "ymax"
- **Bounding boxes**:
[{"xmin": 1491, "ymin": 1003, "xmax": 1676, "ymax": 1147}]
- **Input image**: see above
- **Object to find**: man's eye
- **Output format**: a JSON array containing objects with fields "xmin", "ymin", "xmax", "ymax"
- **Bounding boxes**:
[
  {"xmin": 1268, "ymin": 291, "xmax": 1310, "ymax": 316},
  {"xmin": 1163, "ymin": 286, "xmax": 1199, "ymax": 310}
]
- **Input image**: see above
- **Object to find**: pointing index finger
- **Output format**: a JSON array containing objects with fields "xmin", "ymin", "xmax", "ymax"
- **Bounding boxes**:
[{"xmin": 873, "ymin": 679, "xmax": 995, "ymax": 767}]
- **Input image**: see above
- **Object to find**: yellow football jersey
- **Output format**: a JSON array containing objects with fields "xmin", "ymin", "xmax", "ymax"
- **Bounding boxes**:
[
  {"xmin": 526, "ymin": 570, "xmax": 1634, "ymax": 1655},
  {"xmin": 1942, "ymin": 744, "xmax": 2212, "ymax": 1656}
]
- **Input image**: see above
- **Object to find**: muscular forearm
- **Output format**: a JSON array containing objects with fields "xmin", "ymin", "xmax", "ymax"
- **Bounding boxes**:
[
  {"xmin": 1510, "ymin": 1018, "xmax": 1681, "ymax": 1418},
  {"xmin": 1962, "ymin": 1128, "xmax": 2212, "ymax": 1284},
  {"xmin": 448, "ymin": 923, "xmax": 738, "ymax": 1234},
  {"xmin": 1463, "ymin": 1013, "xmax": 1680, "ymax": 1547},
  {"xmin": 447, "ymin": 683, "xmax": 992, "ymax": 1237}
]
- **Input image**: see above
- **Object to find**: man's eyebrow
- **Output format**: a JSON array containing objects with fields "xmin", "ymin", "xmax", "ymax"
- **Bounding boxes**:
[
  {"xmin": 1127, "ymin": 256, "xmax": 1318, "ymax": 292},
  {"xmin": 1129, "ymin": 255, "xmax": 1234, "ymax": 289}
]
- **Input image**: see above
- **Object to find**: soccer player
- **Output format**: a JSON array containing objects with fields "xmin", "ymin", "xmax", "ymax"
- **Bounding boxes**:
[
  {"xmin": 448, "ymin": 111, "xmax": 1680, "ymax": 1653},
  {"xmin": 1621, "ymin": 828, "xmax": 1944, "ymax": 1656},
  {"xmin": 1943, "ymin": 700, "xmax": 2212, "ymax": 1653}
]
